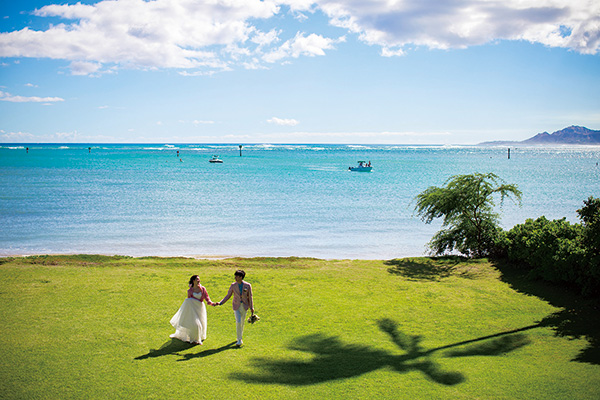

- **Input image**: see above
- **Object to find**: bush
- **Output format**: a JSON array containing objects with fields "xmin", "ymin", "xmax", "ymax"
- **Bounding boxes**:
[
  {"xmin": 502, "ymin": 217, "xmax": 585, "ymax": 283},
  {"xmin": 496, "ymin": 197, "xmax": 600, "ymax": 296},
  {"xmin": 577, "ymin": 197, "xmax": 600, "ymax": 293}
]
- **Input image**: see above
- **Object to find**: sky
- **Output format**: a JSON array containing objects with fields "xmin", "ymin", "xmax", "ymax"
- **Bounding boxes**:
[{"xmin": 0, "ymin": 0, "xmax": 599, "ymax": 144}]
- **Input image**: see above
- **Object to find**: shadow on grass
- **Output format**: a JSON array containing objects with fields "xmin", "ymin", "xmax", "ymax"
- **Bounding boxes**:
[
  {"xmin": 177, "ymin": 342, "xmax": 238, "ymax": 361},
  {"xmin": 135, "ymin": 339, "xmax": 197, "ymax": 360},
  {"xmin": 492, "ymin": 259, "xmax": 600, "ymax": 365},
  {"xmin": 385, "ymin": 256, "xmax": 476, "ymax": 281},
  {"xmin": 234, "ymin": 319, "xmax": 536, "ymax": 386},
  {"xmin": 135, "ymin": 339, "xmax": 239, "ymax": 361}
]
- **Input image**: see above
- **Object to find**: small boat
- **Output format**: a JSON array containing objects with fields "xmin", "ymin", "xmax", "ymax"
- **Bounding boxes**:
[
  {"xmin": 349, "ymin": 161, "xmax": 372, "ymax": 172},
  {"xmin": 209, "ymin": 155, "xmax": 223, "ymax": 163}
]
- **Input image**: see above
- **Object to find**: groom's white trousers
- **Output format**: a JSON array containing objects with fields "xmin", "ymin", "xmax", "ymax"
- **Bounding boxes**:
[{"xmin": 234, "ymin": 305, "xmax": 248, "ymax": 343}]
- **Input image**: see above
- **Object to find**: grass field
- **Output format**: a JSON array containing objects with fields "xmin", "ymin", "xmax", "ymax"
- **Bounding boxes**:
[{"xmin": 0, "ymin": 255, "xmax": 598, "ymax": 399}]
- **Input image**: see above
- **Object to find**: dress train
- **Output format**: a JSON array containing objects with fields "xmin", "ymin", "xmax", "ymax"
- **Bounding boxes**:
[{"xmin": 169, "ymin": 298, "xmax": 207, "ymax": 344}]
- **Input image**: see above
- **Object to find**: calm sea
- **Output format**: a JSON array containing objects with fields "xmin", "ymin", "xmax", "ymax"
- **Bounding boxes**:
[{"xmin": 1, "ymin": 143, "xmax": 599, "ymax": 259}]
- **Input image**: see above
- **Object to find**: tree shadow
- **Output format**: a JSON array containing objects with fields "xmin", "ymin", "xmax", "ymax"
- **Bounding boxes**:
[
  {"xmin": 492, "ymin": 259, "xmax": 600, "ymax": 365},
  {"xmin": 234, "ymin": 319, "xmax": 536, "ymax": 386},
  {"xmin": 385, "ymin": 256, "xmax": 475, "ymax": 281},
  {"xmin": 135, "ymin": 339, "xmax": 197, "ymax": 360}
]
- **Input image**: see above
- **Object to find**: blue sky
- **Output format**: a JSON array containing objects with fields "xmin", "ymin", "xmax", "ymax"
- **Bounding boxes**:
[{"xmin": 1, "ymin": 0, "xmax": 599, "ymax": 144}]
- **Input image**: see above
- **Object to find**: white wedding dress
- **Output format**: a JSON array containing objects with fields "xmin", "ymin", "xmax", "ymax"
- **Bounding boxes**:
[{"xmin": 169, "ymin": 292, "xmax": 207, "ymax": 344}]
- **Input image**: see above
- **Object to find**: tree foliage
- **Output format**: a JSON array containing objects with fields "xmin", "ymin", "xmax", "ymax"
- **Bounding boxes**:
[
  {"xmin": 500, "ymin": 217, "xmax": 585, "ymax": 280},
  {"xmin": 578, "ymin": 196, "xmax": 600, "ymax": 267},
  {"xmin": 496, "ymin": 196, "xmax": 600, "ymax": 296},
  {"xmin": 414, "ymin": 173, "xmax": 522, "ymax": 258}
]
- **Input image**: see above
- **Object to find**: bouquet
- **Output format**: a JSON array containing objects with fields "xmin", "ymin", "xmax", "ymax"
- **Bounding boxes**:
[{"xmin": 248, "ymin": 313, "xmax": 260, "ymax": 324}]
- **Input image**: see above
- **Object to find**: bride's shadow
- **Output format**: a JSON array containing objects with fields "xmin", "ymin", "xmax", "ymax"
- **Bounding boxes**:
[
  {"xmin": 135, "ymin": 339, "xmax": 237, "ymax": 360},
  {"xmin": 177, "ymin": 342, "xmax": 238, "ymax": 361}
]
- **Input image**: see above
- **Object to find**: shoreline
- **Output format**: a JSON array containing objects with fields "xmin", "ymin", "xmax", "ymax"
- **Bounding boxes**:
[{"xmin": 0, "ymin": 252, "xmax": 419, "ymax": 261}]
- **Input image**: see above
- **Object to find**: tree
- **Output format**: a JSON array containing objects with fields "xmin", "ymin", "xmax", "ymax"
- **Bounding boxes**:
[{"xmin": 414, "ymin": 173, "xmax": 522, "ymax": 258}]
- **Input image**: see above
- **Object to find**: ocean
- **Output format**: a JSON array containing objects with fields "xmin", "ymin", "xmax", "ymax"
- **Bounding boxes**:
[{"xmin": 1, "ymin": 143, "xmax": 599, "ymax": 259}]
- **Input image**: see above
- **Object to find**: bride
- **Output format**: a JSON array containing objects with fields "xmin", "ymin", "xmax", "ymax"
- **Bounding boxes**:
[{"xmin": 169, "ymin": 275, "xmax": 216, "ymax": 345}]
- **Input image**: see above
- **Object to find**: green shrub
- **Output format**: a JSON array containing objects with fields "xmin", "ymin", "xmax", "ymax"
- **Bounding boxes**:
[
  {"xmin": 503, "ymin": 217, "xmax": 585, "ymax": 283},
  {"xmin": 497, "ymin": 197, "xmax": 600, "ymax": 296},
  {"xmin": 577, "ymin": 196, "xmax": 600, "ymax": 294}
]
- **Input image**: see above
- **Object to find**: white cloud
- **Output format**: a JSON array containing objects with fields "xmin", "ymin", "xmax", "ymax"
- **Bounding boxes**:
[
  {"xmin": 178, "ymin": 119, "xmax": 216, "ymax": 125},
  {"xmin": 381, "ymin": 47, "xmax": 405, "ymax": 57},
  {"xmin": 0, "ymin": 0, "xmax": 282, "ymax": 75},
  {"xmin": 0, "ymin": 0, "xmax": 597, "ymax": 76},
  {"xmin": 0, "ymin": 130, "xmax": 123, "ymax": 143},
  {"xmin": 54, "ymin": 131, "xmax": 80, "ymax": 141},
  {"xmin": 70, "ymin": 61, "xmax": 103, "ymax": 76},
  {"xmin": 251, "ymin": 29, "xmax": 281, "ymax": 47},
  {"xmin": 268, "ymin": 117, "xmax": 300, "ymax": 126},
  {"xmin": 263, "ymin": 32, "xmax": 344, "ymax": 62},
  {"xmin": 317, "ymin": 0, "xmax": 600, "ymax": 54},
  {"xmin": 0, "ymin": 91, "xmax": 64, "ymax": 103},
  {"xmin": 0, "ymin": 131, "xmax": 35, "ymax": 141}
]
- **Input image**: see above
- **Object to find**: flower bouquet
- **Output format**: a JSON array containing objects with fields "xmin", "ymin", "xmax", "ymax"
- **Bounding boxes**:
[{"xmin": 248, "ymin": 312, "xmax": 260, "ymax": 324}]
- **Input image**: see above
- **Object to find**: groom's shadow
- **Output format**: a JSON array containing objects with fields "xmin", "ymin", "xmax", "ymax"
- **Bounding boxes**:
[
  {"xmin": 135, "ymin": 339, "xmax": 237, "ymax": 360},
  {"xmin": 177, "ymin": 342, "xmax": 238, "ymax": 361}
]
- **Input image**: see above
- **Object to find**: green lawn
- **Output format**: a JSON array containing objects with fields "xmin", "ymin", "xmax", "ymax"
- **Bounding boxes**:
[{"xmin": 0, "ymin": 255, "xmax": 598, "ymax": 399}]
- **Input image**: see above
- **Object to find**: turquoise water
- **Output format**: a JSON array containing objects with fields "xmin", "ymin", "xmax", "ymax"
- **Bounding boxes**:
[{"xmin": 1, "ymin": 144, "xmax": 599, "ymax": 259}]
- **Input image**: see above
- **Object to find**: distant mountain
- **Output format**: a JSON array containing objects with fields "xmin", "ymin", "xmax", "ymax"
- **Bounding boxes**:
[{"xmin": 480, "ymin": 126, "xmax": 600, "ymax": 146}]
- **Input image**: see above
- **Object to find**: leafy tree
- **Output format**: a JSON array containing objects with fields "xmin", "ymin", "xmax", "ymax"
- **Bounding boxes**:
[{"xmin": 414, "ymin": 173, "xmax": 522, "ymax": 258}]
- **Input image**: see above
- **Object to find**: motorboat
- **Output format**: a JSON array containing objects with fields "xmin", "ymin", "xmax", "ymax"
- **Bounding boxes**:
[
  {"xmin": 209, "ymin": 155, "xmax": 223, "ymax": 163},
  {"xmin": 349, "ymin": 161, "xmax": 372, "ymax": 172}
]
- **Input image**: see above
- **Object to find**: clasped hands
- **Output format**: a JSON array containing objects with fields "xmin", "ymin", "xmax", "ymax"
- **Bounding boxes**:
[{"xmin": 210, "ymin": 302, "xmax": 254, "ymax": 314}]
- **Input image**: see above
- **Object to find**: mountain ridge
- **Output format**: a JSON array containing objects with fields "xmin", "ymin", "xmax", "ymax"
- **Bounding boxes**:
[{"xmin": 479, "ymin": 126, "xmax": 600, "ymax": 145}]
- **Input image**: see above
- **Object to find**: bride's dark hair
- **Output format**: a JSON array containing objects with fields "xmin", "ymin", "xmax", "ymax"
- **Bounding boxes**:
[{"xmin": 188, "ymin": 275, "xmax": 199, "ymax": 287}]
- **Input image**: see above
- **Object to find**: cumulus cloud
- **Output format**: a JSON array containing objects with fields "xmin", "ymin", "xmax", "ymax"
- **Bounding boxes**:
[
  {"xmin": 14, "ymin": 130, "xmax": 120, "ymax": 143},
  {"xmin": 0, "ymin": 0, "xmax": 597, "ymax": 76},
  {"xmin": 317, "ymin": 0, "xmax": 600, "ymax": 54},
  {"xmin": 268, "ymin": 117, "xmax": 300, "ymax": 126},
  {"xmin": 0, "ymin": 131, "xmax": 35, "ymax": 141},
  {"xmin": 70, "ymin": 61, "xmax": 104, "ymax": 76},
  {"xmin": 0, "ymin": 91, "xmax": 64, "ymax": 103},
  {"xmin": 263, "ymin": 32, "xmax": 345, "ymax": 62},
  {"xmin": 0, "ymin": 0, "xmax": 281, "ymax": 75}
]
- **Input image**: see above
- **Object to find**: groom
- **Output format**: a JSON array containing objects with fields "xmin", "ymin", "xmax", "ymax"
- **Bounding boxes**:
[{"xmin": 217, "ymin": 269, "xmax": 254, "ymax": 347}]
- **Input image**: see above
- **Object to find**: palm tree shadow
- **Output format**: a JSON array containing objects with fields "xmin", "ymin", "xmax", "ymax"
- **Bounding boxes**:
[
  {"xmin": 234, "ymin": 319, "xmax": 536, "ymax": 386},
  {"xmin": 135, "ymin": 338, "xmax": 197, "ymax": 360}
]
